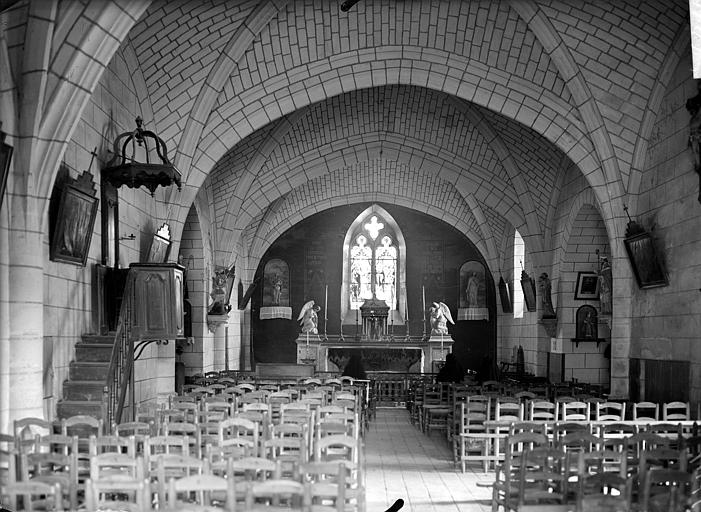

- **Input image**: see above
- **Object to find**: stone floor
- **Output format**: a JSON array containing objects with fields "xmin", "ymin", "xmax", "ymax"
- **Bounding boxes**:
[{"xmin": 364, "ymin": 407, "xmax": 494, "ymax": 512}]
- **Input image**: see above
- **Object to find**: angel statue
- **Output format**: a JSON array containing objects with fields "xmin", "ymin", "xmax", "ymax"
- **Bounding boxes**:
[
  {"xmin": 298, "ymin": 300, "xmax": 320, "ymax": 334},
  {"xmin": 429, "ymin": 302, "xmax": 454, "ymax": 335}
]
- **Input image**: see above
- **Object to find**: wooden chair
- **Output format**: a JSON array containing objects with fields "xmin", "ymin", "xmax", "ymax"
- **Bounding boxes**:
[
  {"xmin": 153, "ymin": 453, "xmax": 207, "ymax": 506},
  {"xmin": 456, "ymin": 396, "xmax": 491, "ymax": 473},
  {"xmin": 640, "ymin": 468, "xmax": 694, "ymax": 512},
  {"xmin": 14, "ymin": 418, "xmax": 52, "ymax": 451},
  {"xmin": 0, "ymin": 479, "xmax": 63, "ymax": 512},
  {"xmin": 490, "ymin": 432, "xmax": 549, "ymax": 512},
  {"xmin": 662, "ymin": 402, "xmax": 690, "ymax": 421},
  {"xmin": 633, "ymin": 402, "xmax": 659, "ymax": 421},
  {"xmin": 218, "ymin": 416, "xmax": 260, "ymax": 456},
  {"xmin": 528, "ymin": 400, "xmax": 557, "ymax": 422},
  {"xmin": 60, "ymin": 415, "xmax": 102, "ymax": 441},
  {"xmin": 162, "ymin": 421, "xmax": 200, "ymax": 457},
  {"xmin": 559, "ymin": 401, "xmax": 590, "ymax": 421},
  {"xmin": 595, "ymin": 402, "xmax": 626, "ymax": 422},
  {"xmin": 88, "ymin": 434, "xmax": 136, "ymax": 456},
  {"xmin": 576, "ymin": 471, "xmax": 632, "ymax": 512},
  {"xmin": 264, "ymin": 437, "xmax": 308, "ymax": 478},
  {"xmin": 166, "ymin": 473, "xmax": 236, "ymax": 510},
  {"xmin": 85, "ymin": 477, "xmax": 150, "ymax": 512},
  {"xmin": 89, "ymin": 452, "xmax": 144, "ymax": 481},
  {"xmin": 514, "ymin": 446, "xmax": 568, "ymax": 512},
  {"xmin": 229, "ymin": 456, "xmax": 280, "ymax": 482},
  {"xmin": 19, "ymin": 451, "xmax": 78, "ymax": 510},
  {"xmin": 245, "ymin": 479, "xmax": 307, "ymax": 511}
]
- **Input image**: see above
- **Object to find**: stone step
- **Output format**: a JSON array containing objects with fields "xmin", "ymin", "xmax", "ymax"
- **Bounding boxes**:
[
  {"xmin": 69, "ymin": 361, "xmax": 110, "ymax": 381},
  {"xmin": 63, "ymin": 380, "xmax": 105, "ymax": 401},
  {"xmin": 56, "ymin": 400, "xmax": 103, "ymax": 420},
  {"xmin": 75, "ymin": 343, "xmax": 113, "ymax": 362},
  {"xmin": 81, "ymin": 333, "xmax": 116, "ymax": 345}
]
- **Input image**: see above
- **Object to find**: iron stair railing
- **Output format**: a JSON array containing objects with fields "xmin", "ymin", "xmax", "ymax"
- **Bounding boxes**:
[{"xmin": 102, "ymin": 271, "xmax": 135, "ymax": 431}]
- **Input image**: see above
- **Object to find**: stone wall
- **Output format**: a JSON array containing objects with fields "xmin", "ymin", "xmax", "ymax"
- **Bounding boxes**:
[{"xmin": 632, "ymin": 50, "xmax": 701, "ymax": 405}]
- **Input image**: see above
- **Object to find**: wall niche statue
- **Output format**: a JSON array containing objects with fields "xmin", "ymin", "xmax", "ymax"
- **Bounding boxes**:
[
  {"xmin": 208, "ymin": 265, "xmax": 235, "ymax": 316},
  {"xmin": 458, "ymin": 260, "xmax": 489, "ymax": 320}
]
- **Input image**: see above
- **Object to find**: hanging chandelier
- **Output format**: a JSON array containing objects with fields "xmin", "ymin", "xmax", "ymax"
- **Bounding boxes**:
[{"xmin": 102, "ymin": 116, "xmax": 181, "ymax": 196}]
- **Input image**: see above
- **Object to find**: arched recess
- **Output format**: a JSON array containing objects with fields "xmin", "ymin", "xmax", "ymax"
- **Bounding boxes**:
[
  {"xmin": 177, "ymin": 204, "xmax": 209, "ymax": 376},
  {"xmin": 554, "ymin": 201, "xmax": 611, "ymax": 387},
  {"xmin": 340, "ymin": 205, "xmax": 406, "ymax": 325}
]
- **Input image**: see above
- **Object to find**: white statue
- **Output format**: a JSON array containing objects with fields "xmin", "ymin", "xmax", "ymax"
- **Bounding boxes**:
[
  {"xmin": 297, "ymin": 300, "xmax": 320, "ymax": 334},
  {"xmin": 429, "ymin": 302, "xmax": 454, "ymax": 335}
]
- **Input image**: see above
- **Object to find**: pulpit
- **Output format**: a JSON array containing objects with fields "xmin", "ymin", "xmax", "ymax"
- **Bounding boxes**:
[{"xmin": 360, "ymin": 297, "xmax": 389, "ymax": 340}]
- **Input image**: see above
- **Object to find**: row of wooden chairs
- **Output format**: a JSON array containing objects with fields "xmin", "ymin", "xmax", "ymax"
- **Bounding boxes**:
[
  {"xmin": 453, "ymin": 396, "xmax": 698, "ymax": 473},
  {"xmin": 1, "ymin": 432, "xmax": 363, "ymax": 511},
  {"xmin": 2, "ymin": 459, "xmax": 358, "ymax": 511},
  {"xmin": 489, "ymin": 431, "xmax": 700, "ymax": 512}
]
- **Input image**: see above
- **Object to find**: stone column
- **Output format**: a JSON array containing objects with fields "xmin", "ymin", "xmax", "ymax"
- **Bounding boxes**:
[{"xmin": 6, "ymin": 195, "xmax": 45, "ymax": 423}]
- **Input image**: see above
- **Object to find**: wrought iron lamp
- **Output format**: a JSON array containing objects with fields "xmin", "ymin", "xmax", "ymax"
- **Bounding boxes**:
[{"xmin": 102, "ymin": 117, "xmax": 181, "ymax": 196}]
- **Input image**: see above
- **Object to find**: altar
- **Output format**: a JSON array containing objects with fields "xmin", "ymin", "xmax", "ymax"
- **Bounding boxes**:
[{"xmin": 295, "ymin": 335, "xmax": 454, "ymax": 373}]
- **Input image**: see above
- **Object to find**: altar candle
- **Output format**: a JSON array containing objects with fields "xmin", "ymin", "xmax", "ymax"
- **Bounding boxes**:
[
  {"xmin": 422, "ymin": 286, "xmax": 426, "ymax": 320},
  {"xmin": 324, "ymin": 285, "xmax": 328, "ymax": 319}
]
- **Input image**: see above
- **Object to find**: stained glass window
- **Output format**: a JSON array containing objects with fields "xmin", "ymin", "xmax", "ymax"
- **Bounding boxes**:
[
  {"xmin": 375, "ymin": 236, "xmax": 396, "ymax": 309},
  {"xmin": 349, "ymin": 218, "xmax": 397, "ymax": 310}
]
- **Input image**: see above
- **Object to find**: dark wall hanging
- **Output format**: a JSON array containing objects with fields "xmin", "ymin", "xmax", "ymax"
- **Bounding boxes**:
[
  {"xmin": 49, "ymin": 160, "xmax": 99, "ymax": 266},
  {"xmin": 0, "ymin": 123, "xmax": 12, "ymax": 212},
  {"xmin": 686, "ymin": 81, "xmax": 701, "ymax": 204},
  {"xmin": 498, "ymin": 275, "xmax": 513, "ymax": 313},
  {"xmin": 622, "ymin": 207, "xmax": 668, "ymax": 289},
  {"xmin": 521, "ymin": 269, "xmax": 537, "ymax": 312}
]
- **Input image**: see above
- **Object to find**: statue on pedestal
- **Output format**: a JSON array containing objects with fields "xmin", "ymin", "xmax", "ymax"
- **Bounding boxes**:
[
  {"xmin": 298, "ymin": 300, "xmax": 320, "ymax": 334},
  {"xmin": 538, "ymin": 272, "xmax": 556, "ymax": 319},
  {"xmin": 208, "ymin": 266, "xmax": 233, "ymax": 315},
  {"xmin": 429, "ymin": 302, "xmax": 454, "ymax": 335}
]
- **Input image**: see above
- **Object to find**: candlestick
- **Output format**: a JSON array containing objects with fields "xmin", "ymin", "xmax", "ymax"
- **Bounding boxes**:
[{"xmin": 323, "ymin": 285, "xmax": 328, "ymax": 339}]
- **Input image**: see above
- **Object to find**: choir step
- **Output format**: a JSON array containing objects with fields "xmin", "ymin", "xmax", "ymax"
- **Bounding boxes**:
[
  {"xmin": 56, "ymin": 400, "xmax": 103, "ymax": 420},
  {"xmin": 69, "ymin": 361, "xmax": 110, "ymax": 381},
  {"xmin": 62, "ymin": 380, "xmax": 105, "ymax": 401},
  {"xmin": 81, "ymin": 333, "xmax": 116, "ymax": 345},
  {"xmin": 75, "ymin": 343, "xmax": 113, "ymax": 362}
]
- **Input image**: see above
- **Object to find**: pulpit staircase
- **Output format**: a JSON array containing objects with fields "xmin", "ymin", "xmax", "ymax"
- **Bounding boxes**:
[
  {"xmin": 56, "ymin": 263, "xmax": 184, "ymax": 427},
  {"xmin": 56, "ymin": 333, "xmax": 115, "ymax": 420}
]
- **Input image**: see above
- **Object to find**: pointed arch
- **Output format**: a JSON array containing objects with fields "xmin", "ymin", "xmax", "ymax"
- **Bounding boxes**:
[{"xmin": 340, "ymin": 205, "xmax": 406, "ymax": 324}]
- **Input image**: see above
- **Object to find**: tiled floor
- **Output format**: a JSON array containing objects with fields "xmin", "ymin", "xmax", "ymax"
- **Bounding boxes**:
[{"xmin": 364, "ymin": 407, "xmax": 494, "ymax": 512}]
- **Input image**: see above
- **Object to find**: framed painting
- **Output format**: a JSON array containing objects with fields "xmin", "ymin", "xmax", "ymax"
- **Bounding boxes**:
[
  {"xmin": 624, "ymin": 232, "xmax": 668, "ymax": 289},
  {"xmin": 263, "ymin": 259, "xmax": 289, "ymax": 306},
  {"xmin": 574, "ymin": 271, "xmax": 600, "ymax": 300},
  {"xmin": 49, "ymin": 184, "xmax": 99, "ymax": 266}
]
